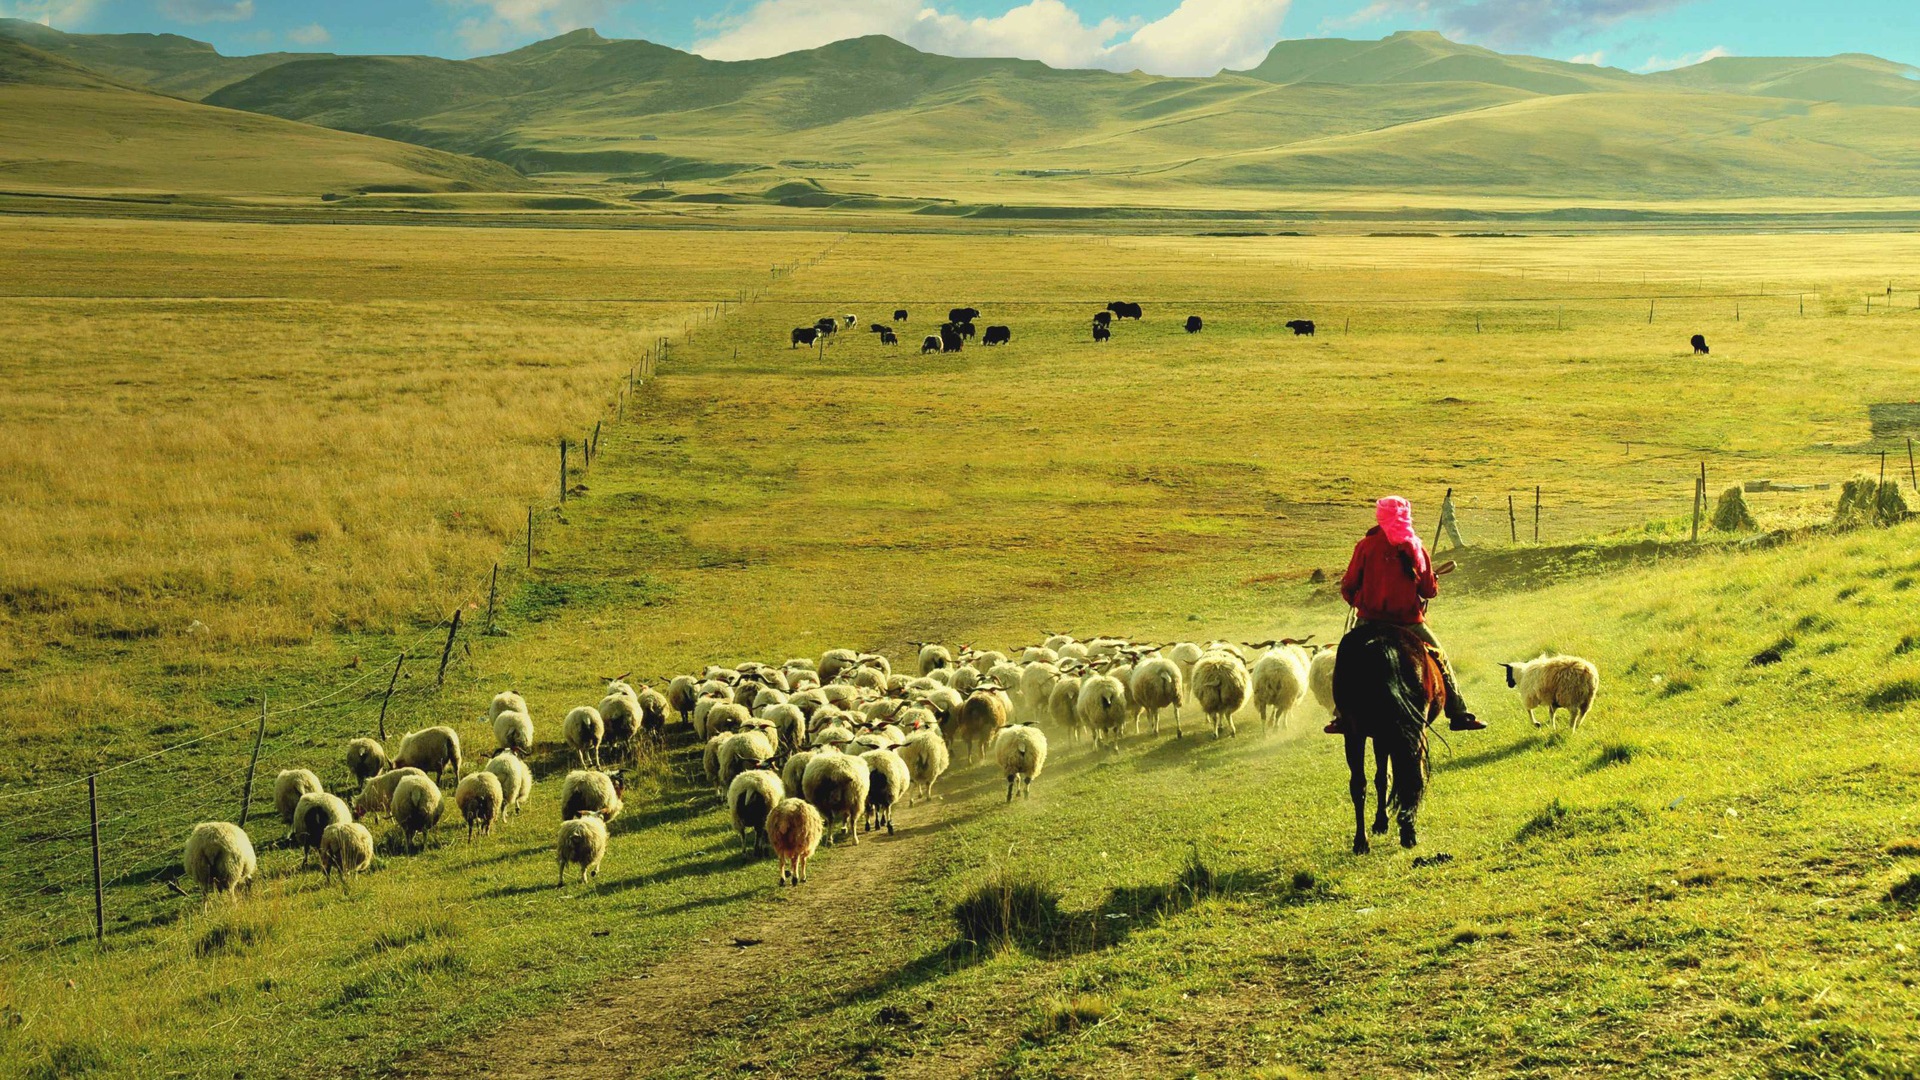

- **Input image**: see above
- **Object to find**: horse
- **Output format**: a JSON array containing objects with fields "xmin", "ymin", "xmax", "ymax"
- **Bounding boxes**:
[{"xmin": 1331, "ymin": 622, "xmax": 1443, "ymax": 854}]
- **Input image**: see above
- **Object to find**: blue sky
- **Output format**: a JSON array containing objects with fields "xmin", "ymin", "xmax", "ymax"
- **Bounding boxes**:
[{"xmin": 5, "ymin": 0, "xmax": 1917, "ymax": 76}]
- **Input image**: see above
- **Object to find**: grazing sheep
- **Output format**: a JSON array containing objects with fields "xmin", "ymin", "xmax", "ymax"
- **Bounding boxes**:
[
  {"xmin": 861, "ymin": 748, "xmax": 911, "ymax": 834},
  {"xmin": 557, "ymin": 813, "xmax": 608, "ymax": 887},
  {"xmin": 485, "ymin": 750, "xmax": 532, "ymax": 818},
  {"xmin": 1048, "ymin": 675, "xmax": 1086, "ymax": 743},
  {"xmin": 950, "ymin": 689, "xmax": 1009, "ymax": 765},
  {"xmin": 782, "ymin": 749, "xmax": 819, "ymax": 799},
  {"xmin": 763, "ymin": 703, "xmax": 808, "ymax": 753},
  {"xmin": 563, "ymin": 706, "xmax": 605, "ymax": 768},
  {"xmin": 1018, "ymin": 662, "xmax": 1061, "ymax": 725},
  {"xmin": 636, "ymin": 686, "xmax": 670, "ymax": 740},
  {"xmin": 599, "ymin": 688, "xmax": 642, "ymax": 756},
  {"xmin": 1191, "ymin": 651, "xmax": 1250, "ymax": 738},
  {"xmin": 718, "ymin": 730, "xmax": 777, "ymax": 792},
  {"xmin": 291, "ymin": 791, "xmax": 351, "ymax": 867},
  {"xmin": 818, "ymin": 648, "xmax": 859, "ymax": 683},
  {"xmin": 351, "ymin": 766, "xmax": 428, "ymax": 820},
  {"xmin": 994, "ymin": 724, "xmax": 1049, "ymax": 801},
  {"xmin": 810, "ymin": 722, "xmax": 855, "ymax": 752},
  {"xmin": 1075, "ymin": 673, "xmax": 1128, "ymax": 748},
  {"xmin": 916, "ymin": 643, "xmax": 953, "ymax": 675},
  {"xmin": 950, "ymin": 666, "xmax": 980, "ymax": 696},
  {"xmin": 897, "ymin": 729, "xmax": 950, "ymax": 804},
  {"xmin": 455, "ymin": 771, "xmax": 503, "ymax": 841},
  {"xmin": 767, "ymin": 798, "xmax": 824, "ymax": 885},
  {"xmin": 560, "ymin": 769, "xmax": 625, "ymax": 823},
  {"xmin": 1129, "ymin": 656, "xmax": 1184, "ymax": 736},
  {"xmin": 667, "ymin": 675, "xmax": 699, "ymax": 724},
  {"xmin": 704, "ymin": 702, "xmax": 750, "ymax": 738},
  {"xmin": 728, "ymin": 769, "xmax": 784, "ymax": 855},
  {"xmin": 802, "ymin": 751, "xmax": 871, "ymax": 846},
  {"xmin": 1502, "ymin": 655, "xmax": 1601, "ymax": 729},
  {"xmin": 488, "ymin": 690, "xmax": 528, "ymax": 721},
  {"xmin": 344, "ymin": 739, "xmax": 389, "ymax": 789},
  {"xmin": 968, "ymin": 650, "xmax": 1007, "ymax": 674},
  {"xmin": 1166, "ymin": 642, "xmax": 1203, "ymax": 702},
  {"xmin": 1249, "ymin": 645, "xmax": 1310, "ymax": 733},
  {"xmin": 393, "ymin": 726, "xmax": 462, "ymax": 785},
  {"xmin": 183, "ymin": 822, "xmax": 256, "ymax": 901},
  {"xmin": 1308, "ymin": 646, "xmax": 1336, "ymax": 714},
  {"xmin": 274, "ymin": 769, "xmax": 323, "ymax": 827},
  {"xmin": 492, "ymin": 710, "xmax": 534, "ymax": 757},
  {"xmin": 390, "ymin": 775, "xmax": 443, "ymax": 853},
  {"xmin": 318, "ymin": 822, "xmax": 374, "ymax": 893}
]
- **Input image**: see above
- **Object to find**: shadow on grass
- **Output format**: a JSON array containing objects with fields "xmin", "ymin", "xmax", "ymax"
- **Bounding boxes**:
[{"xmin": 1432, "ymin": 732, "xmax": 1547, "ymax": 773}]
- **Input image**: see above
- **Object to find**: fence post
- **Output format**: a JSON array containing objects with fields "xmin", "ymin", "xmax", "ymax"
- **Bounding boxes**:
[
  {"xmin": 592, "ymin": 420, "xmax": 602, "ymax": 459},
  {"xmin": 484, "ymin": 564, "xmax": 498, "ymax": 635},
  {"xmin": 526, "ymin": 506, "xmax": 534, "ymax": 569},
  {"xmin": 378, "ymin": 653, "xmax": 405, "ymax": 741},
  {"xmin": 1508, "ymin": 495, "xmax": 1516, "ymax": 543},
  {"xmin": 582, "ymin": 432, "xmax": 591, "ymax": 473},
  {"xmin": 559, "ymin": 439, "xmax": 568, "ymax": 504},
  {"xmin": 1533, "ymin": 486, "xmax": 1541, "ymax": 543},
  {"xmin": 436, "ymin": 610, "xmax": 463, "ymax": 689},
  {"xmin": 1908, "ymin": 437, "xmax": 1916, "ymax": 491},
  {"xmin": 88, "ymin": 774, "xmax": 103, "ymax": 943},
  {"xmin": 1879, "ymin": 451, "xmax": 1889, "ymax": 524},
  {"xmin": 1432, "ymin": 488, "xmax": 1450, "ymax": 551},
  {"xmin": 238, "ymin": 695, "xmax": 266, "ymax": 828},
  {"xmin": 1691, "ymin": 464, "xmax": 1704, "ymax": 543},
  {"xmin": 1648, "ymin": 300, "xmax": 1655, "ymax": 324}
]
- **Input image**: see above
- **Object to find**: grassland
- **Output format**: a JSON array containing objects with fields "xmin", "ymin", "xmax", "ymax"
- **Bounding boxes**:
[{"xmin": 2, "ymin": 220, "xmax": 1919, "ymax": 1078}]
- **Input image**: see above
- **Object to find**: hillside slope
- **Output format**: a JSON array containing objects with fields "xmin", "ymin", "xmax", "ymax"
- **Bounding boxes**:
[
  {"xmin": 0, "ymin": 38, "xmax": 521, "ymax": 197},
  {"xmin": 0, "ymin": 17, "xmax": 328, "ymax": 99}
]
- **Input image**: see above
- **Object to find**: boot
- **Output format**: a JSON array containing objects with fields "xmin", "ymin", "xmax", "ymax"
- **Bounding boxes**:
[
  {"xmin": 1439, "ymin": 663, "xmax": 1484, "ymax": 731},
  {"xmin": 1323, "ymin": 710, "xmax": 1350, "ymax": 735}
]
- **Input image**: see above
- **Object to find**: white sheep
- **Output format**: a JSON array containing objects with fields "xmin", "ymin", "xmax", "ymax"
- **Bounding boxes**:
[
  {"xmin": 636, "ymin": 686, "xmax": 669, "ymax": 739},
  {"xmin": 485, "ymin": 750, "xmax": 532, "ymax": 817},
  {"xmin": 392, "ymin": 726, "xmax": 462, "ymax": 785},
  {"xmin": 1308, "ymin": 646, "xmax": 1336, "ymax": 715},
  {"xmin": 1129, "ymin": 656, "xmax": 1184, "ymax": 736},
  {"xmin": 818, "ymin": 648, "xmax": 859, "ymax": 682},
  {"xmin": 1250, "ymin": 645, "xmax": 1310, "ymax": 734},
  {"xmin": 390, "ymin": 775, "xmax": 443, "ymax": 852},
  {"xmin": 968, "ymin": 649, "xmax": 1008, "ymax": 673},
  {"xmin": 344, "ymin": 739, "xmax": 389, "ymax": 789},
  {"xmin": 319, "ymin": 822, "xmax": 374, "ymax": 893},
  {"xmin": 916, "ymin": 643, "xmax": 953, "ymax": 675},
  {"xmin": 1048, "ymin": 675, "xmax": 1086, "ymax": 743},
  {"xmin": 488, "ymin": 690, "xmax": 528, "ymax": 721},
  {"xmin": 455, "ymin": 771, "xmax": 502, "ymax": 841},
  {"xmin": 559, "ymin": 769, "xmax": 624, "ymax": 823},
  {"xmin": 598, "ymin": 687, "xmax": 642, "ymax": 752},
  {"xmin": 1165, "ymin": 642, "xmax": 1203, "ymax": 702},
  {"xmin": 802, "ymin": 750, "xmax": 871, "ymax": 846},
  {"xmin": 1191, "ymin": 651, "xmax": 1249, "ymax": 738},
  {"xmin": 897, "ymin": 729, "xmax": 950, "ymax": 804},
  {"xmin": 728, "ymin": 768, "xmax": 785, "ymax": 855},
  {"xmin": 666, "ymin": 675, "xmax": 699, "ymax": 724},
  {"xmin": 183, "ymin": 822, "xmax": 255, "ymax": 901},
  {"xmin": 291, "ymin": 791, "xmax": 352, "ymax": 867},
  {"xmin": 1075, "ymin": 672, "xmax": 1128, "ymax": 747},
  {"xmin": 563, "ymin": 706, "xmax": 605, "ymax": 768},
  {"xmin": 718, "ymin": 729, "xmax": 777, "ymax": 792},
  {"xmin": 762, "ymin": 703, "xmax": 808, "ymax": 754},
  {"xmin": 950, "ymin": 688, "xmax": 1008, "ymax": 764},
  {"xmin": 767, "ymin": 798, "xmax": 823, "ymax": 886},
  {"xmin": 1018, "ymin": 662, "xmax": 1061, "ymax": 724},
  {"xmin": 1502, "ymin": 655, "xmax": 1601, "ymax": 729},
  {"xmin": 703, "ymin": 702, "xmax": 750, "ymax": 738},
  {"xmin": 557, "ymin": 812, "xmax": 608, "ymax": 887},
  {"xmin": 274, "ymin": 768, "xmax": 322, "ymax": 827},
  {"xmin": 861, "ymin": 747, "xmax": 911, "ymax": 834},
  {"xmin": 492, "ymin": 710, "xmax": 534, "ymax": 757},
  {"xmin": 351, "ymin": 766, "xmax": 427, "ymax": 820},
  {"xmin": 781, "ymin": 749, "xmax": 818, "ymax": 798},
  {"xmin": 994, "ymin": 723, "xmax": 1049, "ymax": 801}
]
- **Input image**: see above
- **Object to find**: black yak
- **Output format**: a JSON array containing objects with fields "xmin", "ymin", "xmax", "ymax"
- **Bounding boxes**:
[{"xmin": 982, "ymin": 325, "xmax": 1011, "ymax": 345}]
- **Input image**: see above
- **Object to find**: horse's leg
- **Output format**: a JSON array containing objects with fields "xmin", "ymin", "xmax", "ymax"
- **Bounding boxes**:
[
  {"xmin": 1346, "ymin": 733, "xmax": 1370, "ymax": 855},
  {"xmin": 1372, "ymin": 741, "xmax": 1391, "ymax": 835}
]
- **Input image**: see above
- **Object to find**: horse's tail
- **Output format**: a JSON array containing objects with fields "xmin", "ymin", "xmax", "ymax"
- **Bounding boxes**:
[{"xmin": 1379, "ymin": 639, "xmax": 1434, "ymax": 817}]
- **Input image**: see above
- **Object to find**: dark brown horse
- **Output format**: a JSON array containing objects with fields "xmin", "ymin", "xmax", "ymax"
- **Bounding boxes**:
[{"xmin": 1331, "ymin": 623, "xmax": 1444, "ymax": 854}]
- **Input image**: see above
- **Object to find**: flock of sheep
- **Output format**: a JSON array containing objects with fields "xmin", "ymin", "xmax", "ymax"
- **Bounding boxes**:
[{"xmin": 178, "ymin": 634, "xmax": 1598, "ymax": 902}]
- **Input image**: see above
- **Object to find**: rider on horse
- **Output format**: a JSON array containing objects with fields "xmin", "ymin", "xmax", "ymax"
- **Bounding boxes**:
[{"xmin": 1325, "ymin": 496, "xmax": 1485, "ymax": 734}]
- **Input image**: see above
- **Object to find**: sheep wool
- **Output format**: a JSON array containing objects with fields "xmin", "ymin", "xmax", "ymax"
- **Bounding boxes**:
[
  {"xmin": 557, "ymin": 813, "xmax": 608, "ymax": 888},
  {"xmin": 1308, "ymin": 647, "xmax": 1337, "ymax": 715},
  {"xmin": 728, "ymin": 769, "xmax": 785, "ymax": 855},
  {"xmin": 559, "ymin": 769, "xmax": 624, "ymax": 823},
  {"xmin": 802, "ymin": 751, "xmax": 871, "ymax": 847},
  {"xmin": 274, "ymin": 768, "xmax": 323, "ymax": 827},
  {"xmin": 766, "ymin": 798, "xmax": 824, "ymax": 886},
  {"xmin": 390, "ymin": 775, "xmax": 444, "ymax": 853},
  {"xmin": 564, "ymin": 706, "xmax": 605, "ymax": 768},
  {"xmin": 455, "ymin": 771, "xmax": 503, "ymax": 841},
  {"xmin": 351, "ymin": 767, "xmax": 428, "ymax": 820},
  {"xmin": 1129, "ymin": 657, "xmax": 1184, "ymax": 736},
  {"xmin": 994, "ymin": 724, "xmax": 1049, "ymax": 802},
  {"xmin": 344, "ymin": 739, "xmax": 389, "ymax": 788},
  {"xmin": 897, "ymin": 730, "xmax": 950, "ymax": 804},
  {"xmin": 488, "ymin": 690, "xmax": 528, "ymax": 722},
  {"xmin": 183, "ymin": 822, "xmax": 256, "ymax": 900},
  {"xmin": 781, "ymin": 749, "xmax": 819, "ymax": 798},
  {"xmin": 393, "ymin": 726, "xmax": 463, "ymax": 784},
  {"xmin": 492, "ymin": 710, "xmax": 534, "ymax": 757},
  {"xmin": 860, "ymin": 747, "xmax": 911, "ymax": 834},
  {"xmin": 1503, "ymin": 655, "xmax": 1601, "ymax": 730},
  {"xmin": 1075, "ymin": 673, "xmax": 1128, "ymax": 747},
  {"xmin": 319, "ymin": 821, "xmax": 374, "ymax": 893},
  {"xmin": 291, "ymin": 792, "xmax": 352, "ymax": 866},
  {"xmin": 485, "ymin": 750, "xmax": 533, "ymax": 817},
  {"xmin": 1191, "ymin": 651, "xmax": 1250, "ymax": 738},
  {"xmin": 1250, "ymin": 646, "xmax": 1310, "ymax": 734}
]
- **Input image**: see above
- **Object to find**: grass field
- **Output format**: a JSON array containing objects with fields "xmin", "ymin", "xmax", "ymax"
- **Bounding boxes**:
[{"xmin": 3, "ymin": 219, "xmax": 1919, "ymax": 1078}]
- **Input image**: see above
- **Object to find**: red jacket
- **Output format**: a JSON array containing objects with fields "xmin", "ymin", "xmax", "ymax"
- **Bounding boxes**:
[{"xmin": 1341, "ymin": 526, "xmax": 1437, "ymax": 625}]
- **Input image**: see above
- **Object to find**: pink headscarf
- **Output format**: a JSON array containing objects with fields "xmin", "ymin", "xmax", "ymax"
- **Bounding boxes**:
[{"xmin": 1376, "ymin": 496, "xmax": 1421, "ymax": 550}]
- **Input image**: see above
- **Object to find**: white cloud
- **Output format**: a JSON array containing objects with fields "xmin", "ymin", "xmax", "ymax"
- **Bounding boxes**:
[
  {"xmin": 156, "ymin": 0, "xmax": 254, "ymax": 23},
  {"xmin": 443, "ymin": 0, "xmax": 621, "ymax": 53},
  {"xmin": 1567, "ymin": 50, "xmax": 1604, "ymax": 65},
  {"xmin": 1330, "ymin": 0, "xmax": 1695, "ymax": 49},
  {"xmin": 693, "ymin": 0, "xmax": 1292, "ymax": 77},
  {"xmin": 1634, "ymin": 44, "xmax": 1727, "ymax": 72},
  {"xmin": 285, "ymin": 22, "xmax": 330, "ymax": 46},
  {"xmin": 0, "ymin": 0, "xmax": 102, "ymax": 26}
]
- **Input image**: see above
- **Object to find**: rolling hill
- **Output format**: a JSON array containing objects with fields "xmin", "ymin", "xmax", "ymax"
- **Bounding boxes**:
[{"xmin": 0, "ymin": 37, "xmax": 520, "ymax": 198}]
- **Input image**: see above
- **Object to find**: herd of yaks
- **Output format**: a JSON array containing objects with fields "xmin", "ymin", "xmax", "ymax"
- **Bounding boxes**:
[
  {"xmin": 787, "ymin": 304, "xmax": 1323, "ymax": 353},
  {"xmin": 177, "ymin": 635, "xmax": 1598, "ymax": 902}
]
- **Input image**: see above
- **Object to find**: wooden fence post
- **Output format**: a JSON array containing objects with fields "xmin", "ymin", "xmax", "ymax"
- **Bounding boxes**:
[
  {"xmin": 1691, "ymin": 464, "xmax": 1704, "ymax": 543},
  {"xmin": 593, "ymin": 420, "xmax": 602, "ymax": 458},
  {"xmin": 89, "ymin": 774, "xmax": 103, "ymax": 943},
  {"xmin": 484, "ymin": 564, "xmax": 498, "ymax": 635},
  {"xmin": 1508, "ymin": 495, "xmax": 1516, "ymax": 543},
  {"xmin": 1648, "ymin": 300, "xmax": 1655, "ymax": 324},
  {"xmin": 525, "ymin": 506, "xmax": 534, "ymax": 569},
  {"xmin": 1533, "ymin": 486, "xmax": 1541, "ymax": 543},
  {"xmin": 238, "ymin": 695, "xmax": 267, "ymax": 827},
  {"xmin": 559, "ymin": 439, "xmax": 568, "ymax": 504},
  {"xmin": 1908, "ymin": 437, "xmax": 1916, "ymax": 491},
  {"xmin": 436, "ymin": 611, "xmax": 463, "ymax": 689},
  {"xmin": 378, "ymin": 654, "xmax": 404, "ymax": 740}
]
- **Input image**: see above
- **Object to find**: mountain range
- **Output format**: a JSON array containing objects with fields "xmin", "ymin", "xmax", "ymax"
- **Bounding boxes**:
[{"xmin": 4, "ymin": 17, "xmax": 1919, "ymax": 208}]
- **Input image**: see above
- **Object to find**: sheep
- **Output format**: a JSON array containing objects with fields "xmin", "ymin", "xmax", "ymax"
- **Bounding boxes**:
[
  {"xmin": 1076, "ymin": 672, "xmax": 1128, "ymax": 748},
  {"xmin": 969, "ymin": 649, "xmax": 1007, "ymax": 673},
  {"xmin": 1191, "ymin": 652, "xmax": 1250, "ymax": 738},
  {"xmin": 849, "ymin": 666, "xmax": 887, "ymax": 693},
  {"xmin": 810, "ymin": 721, "xmax": 855, "ymax": 751},
  {"xmin": 802, "ymin": 750, "xmax": 871, "ymax": 846},
  {"xmin": 318, "ymin": 822, "xmax": 374, "ymax": 893},
  {"xmin": 489, "ymin": 690, "xmax": 528, "ymax": 721},
  {"xmin": 949, "ymin": 688, "xmax": 1009, "ymax": 765},
  {"xmin": 702, "ymin": 734, "xmax": 728, "ymax": 789},
  {"xmin": 666, "ymin": 675, "xmax": 699, "ymax": 724},
  {"xmin": 291, "ymin": 791, "xmax": 351, "ymax": 867},
  {"xmin": 557, "ymin": 812, "xmax": 608, "ymax": 888},
  {"xmin": 1249, "ymin": 645, "xmax": 1310, "ymax": 734},
  {"xmin": 728, "ymin": 769, "xmax": 785, "ymax": 855},
  {"xmin": 994, "ymin": 724, "xmax": 1049, "ymax": 801},
  {"xmin": 1166, "ymin": 642, "xmax": 1203, "ymax": 702},
  {"xmin": 274, "ymin": 769, "xmax": 323, "ymax": 827},
  {"xmin": 1048, "ymin": 675, "xmax": 1086, "ymax": 743},
  {"xmin": 718, "ymin": 729, "xmax": 777, "ymax": 792},
  {"xmin": 1308, "ymin": 645, "xmax": 1337, "ymax": 714},
  {"xmin": 782, "ymin": 749, "xmax": 819, "ymax": 798},
  {"xmin": 344, "ymin": 739, "xmax": 389, "ymax": 789},
  {"xmin": 897, "ymin": 729, "xmax": 950, "ymax": 804},
  {"xmin": 562, "ymin": 706, "xmax": 605, "ymax": 768},
  {"xmin": 896, "ymin": 705, "xmax": 938, "ymax": 733},
  {"xmin": 1056, "ymin": 641, "xmax": 1090, "ymax": 661},
  {"xmin": 762, "ymin": 703, "xmax": 808, "ymax": 753},
  {"xmin": 455, "ymin": 771, "xmax": 503, "ymax": 841},
  {"xmin": 1129, "ymin": 656, "xmax": 1184, "ymax": 736},
  {"xmin": 1502, "ymin": 655, "xmax": 1601, "ymax": 730},
  {"xmin": 1018, "ymin": 662, "xmax": 1061, "ymax": 724},
  {"xmin": 598, "ymin": 688, "xmax": 642, "ymax": 756},
  {"xmin": 560, "ymin": 769, "xmax": 625, "ymax": 823},
  {"xmin": 915, "ymin": 643, "xmax": 953, "ymax": 675},
  {"xmin": 987, "ymin": 662, "xmax": 1023, "ymax": 694},
  {"xmin": 1087, "ymin": 637, "xmax": 1129, "ymax": 660},
  {"xmin": 861, "ymin": 747, "xmax": 911, "ymax": 834},
  {"xmin": 485, "ymin": 750, "xmax": 533, "ymax": 818},
  {"xmin": 750, "ymin": 685, "xmax": 789, "ymax": 713},
  {"xmin": 492, "ymin": 710, "xmax": 534, "ymax": 757},
  {"xmin": 392, "ymin": 726, "xmax": 462, "ymax": 785},
  {"xmin": 818, "ymin": 648, "xmax": 859, "ymax": 683},
  {"xmin": 352, "ymin": 766, "xmax": 428, "ymax": 820},
  {"xmin": 183, "ymin": 822, "xmax": 256, "ymax": 901},
  {"xmin": 704, "ymin": 702, "xmax": 750, "ymax": 738},
  {"xmin": 390, "ymin": 775, "xmax": 443, "ymax": 853},
  {"xmin": 636, "ymin": 686, "xmax": 670, "ymax": 741},
  {"xmin": 950, "ymin": 664, "xmax": 980, "ymax": 695},
  {"xmin": 767, "ymin": 798, "xmax": 824, "ymax": 886}
]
